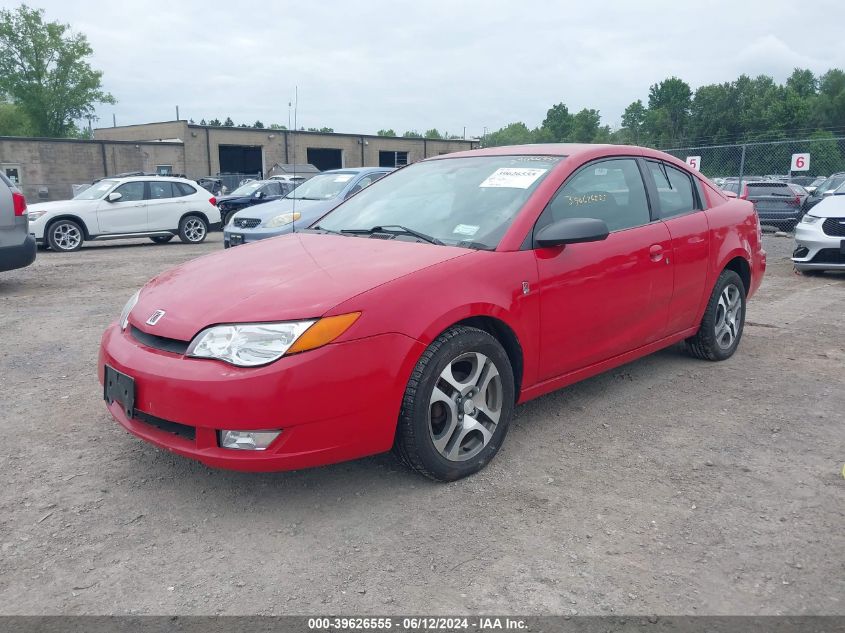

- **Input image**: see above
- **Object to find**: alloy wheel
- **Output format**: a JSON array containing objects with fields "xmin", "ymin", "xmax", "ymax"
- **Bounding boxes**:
[
  {"xmin": 429, "ymin": 351, "xmax": 503, "ymax": 462},
  {"xmin": 714, "ymin": 283, "xmax": 742, "ymax": 349},
  {"xmin": 53, "ymin": 222, "xmax": 82, "ymax": 251},
  {"xmin": 184, "ymin": 218, "xmax": 206, "ymax": 242}
]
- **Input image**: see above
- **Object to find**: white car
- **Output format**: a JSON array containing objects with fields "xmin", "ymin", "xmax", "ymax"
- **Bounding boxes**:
[
  {"xmin": 792, "ymin": 194, "xmax": 845, "ymax": 273},
  {"xmin": 27, "ymin": 176, "xmax": 221, "ymax": 252}
]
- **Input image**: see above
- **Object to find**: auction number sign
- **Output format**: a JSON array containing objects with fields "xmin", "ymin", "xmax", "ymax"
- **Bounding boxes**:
[
  {"xmin": 685, "ymin": 156, "xmax": 701, "ymax": 171},
  {"xmin": 791, "ymin": 153, "xmax": 810, "ymax": 171}
]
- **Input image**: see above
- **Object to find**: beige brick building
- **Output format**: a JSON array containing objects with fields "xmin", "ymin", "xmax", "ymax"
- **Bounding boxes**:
[{"xmin": 0, "ymin": 120, "xmax": 477, "ymax": 202}]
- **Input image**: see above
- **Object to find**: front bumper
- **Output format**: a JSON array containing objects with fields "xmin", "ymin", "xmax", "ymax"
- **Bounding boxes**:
[
  {"xmin": 791, "ymin": 221, "xmax": 845, "ymax": 270},
  {"xmin": 0, "ymin": 234, "xmax": 36, "ymax": 272},
  {"xmin": 98, "ymin": 323, "xmax": 425, "ymax": 471},
  {"xmin": 223, "ymin": 225, "xmax": 294, "ymax": 248}
]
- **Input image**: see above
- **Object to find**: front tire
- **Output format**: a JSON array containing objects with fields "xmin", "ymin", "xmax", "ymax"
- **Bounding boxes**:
[
  {"xmin": 393, "ymin": 326, "xmax": 515, "ymax": 482},
  {"xmin": 46, "ymin": 219, "xmax": 84, "ymax": 252},
  {"xmin": 685, "ymin": 270, "xmax": 746, "ymax": 361},
  {"xmin": 178, "ymin": 215, "xmax": 208, "ymax": 244}
]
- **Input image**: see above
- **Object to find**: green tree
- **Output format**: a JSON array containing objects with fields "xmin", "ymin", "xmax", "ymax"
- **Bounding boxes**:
[
  {"xmin": 208, "ymin": 118, "xmax": 221, "ymax": 126},
  {"xmin": 482, "ymin": 122, "xmax": 536, "ymax": 147},
  {"xmin": 199, "ymin": 118, "xmax": 207, "ymax": 125},
  {"xmin": 0, "ymin": 99, "xmax": 33, "ymax": 135},
  {"xmin": 253, "ymin": 120, "xmax": 264, "ymax": 128},
  {"xmin": 377, "ymin": 129, "xmax": 396, "ymax": 136},
  {"xmin": 645, "ymin": 77, "xmax": 692, "ymax": 146},
  {"xmin": 424, "ymin": 128, "xmax": 443, "ymax": 139},
  {"xmin": 269, "ymin": 123, "xmax": 287, "ymax": 130},
  {"xmin": 570, "ymin": 108, "xmax": 601, "ymax": 142},
  {"xmin": 786, "ymin": 68, "xmax": 817, "ymax": 99},
  {"xmin": 541, "ymin": 103, "xmax": 572, "ymax": 141},
  {"xmin": 620, "ymin": 100, "xmax": 647, "ymax": 145},
  {"xmin": 0, "ymin": 4, "xmax": 115, "ymax": 137},
  {"xmin": 223, "ymin": 117, "xmax": 234, "ymax": 127},
  {"xmin": 402, "ymin": 130, "xmax": 423, "ymax": 138}
]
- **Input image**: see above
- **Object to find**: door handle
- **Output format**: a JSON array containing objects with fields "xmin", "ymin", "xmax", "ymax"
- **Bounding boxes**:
[{"xmin": 649, "ymin": 244, "xmax": 664, "ymax": 262}]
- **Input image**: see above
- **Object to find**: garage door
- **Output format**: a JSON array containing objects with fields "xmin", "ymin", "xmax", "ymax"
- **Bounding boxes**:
[{"xmin": 307, "ymin": 148, "xmax": 343, "ymax": 171}]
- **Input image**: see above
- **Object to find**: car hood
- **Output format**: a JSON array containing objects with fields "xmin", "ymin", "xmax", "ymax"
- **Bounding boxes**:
[
  {"xmin": 231, "ymin": 197, "xmax": 335, "ymax": 220},
  {"xmin": 808, "ymin": 195, "xmax": 845, "ymax": 217},
  {"xmin": 216, "ymin": 195, "xmax": 253, "ymax": 205},
  {"xmin": 130, "ymin": 232, "xmax": 469, "ymax": 341},
  {"xmin": 28, "ymin": 199, "xmax": 96, "ymax": 214}
]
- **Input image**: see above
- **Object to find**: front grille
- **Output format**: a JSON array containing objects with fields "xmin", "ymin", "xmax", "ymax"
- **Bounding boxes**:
[
  {"xmin": 134, "ymin": 410, "xmax": 196, "ymax": 441},
  {"xmin": 810, "ymin": 248, "xmax": 845, "ymax": 264},
  {"xmin": 822, "ymin": 218, "xmax": 845, "ymax": 237},
  {"xmin": 130, "ymin": 326, "xmax": 189, "ymax": 355},
  {"xmin": 234, "ymin": 218, "xmax": 261, "ymax": 229}
]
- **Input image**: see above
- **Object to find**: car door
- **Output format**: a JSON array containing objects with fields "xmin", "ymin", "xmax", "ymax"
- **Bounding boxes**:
[
  {"xmin": 643, "ymin": 160, "xmax": 711, "ymax": 334},
  {"xmin": 146, "ymin": 181, "xmax": 182, "ymax": 231},
  {"xmin": 95, "ymin": 181, "xmax": 148, "ymax": 234},
  {"xmin": 534, "ymin": 157, "xmax": 673, "ymax": 380}
]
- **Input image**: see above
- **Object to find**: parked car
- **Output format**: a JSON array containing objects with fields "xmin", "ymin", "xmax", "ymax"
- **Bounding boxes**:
[
  {"xmin": 804, "ymin": 176, "xmax": 827, "ymax": 193},
  {"xmin": 804, "ymin": 172, "xmax": 845, "ymax": 211},
  {"xmin": 268, "ymin": 175, "xmax": 309, "ymax": 185},
  {"xmin": 100, "ymin": 143, "xmax": 765, "ymax": 481},
  {"xmin": 27, "ymin": 176, "xmax": 221, "ymax": 252},
  {"xmin": 196, "ymin": 177, "xmax": 224, "ymax": 196},
  {"xmin": 740, "ymin": 180, "xmax": 805, "ymax": 228},
  {"xmin": 0, "ymin": 172, "xmax": 36, "ymax": 272},
  {"xmin": 792, "ymin": 194, "xmax": 845, "ymax": 273},
  {"xmin": 216, "ymin": 180, "xmax": 295, "ymax": 227},
  {"xmin": 721, "ymin": 176, "xmax": 763, "ymax": 195},
  {"xmin": 224, "ymin": 167, "xmax": 392, "ymax": 247}
]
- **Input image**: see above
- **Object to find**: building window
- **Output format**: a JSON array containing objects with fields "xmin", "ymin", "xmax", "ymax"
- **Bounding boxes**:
[
  {"xmin": 3, "ymin": 164, "xmax": 22, "ymax": 184},
  {"xmin": 156, "ymin": 165, "xmax": 173, "ymax": 175},
  {"xmin": 379, "ymin": 151, "xmax": 409, "ymax": 167}
]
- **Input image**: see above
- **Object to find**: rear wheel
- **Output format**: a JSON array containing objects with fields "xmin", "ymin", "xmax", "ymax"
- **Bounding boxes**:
[
  {"xmin": 393, "ymin": 326, "xmax": 515, "ymax": 482},
  {"xmin": 178, "ymin": 215, "xmax": 208, "ymax": 244},
  {"xmin": 149, "ymin": 235, "xmax": 174, "ymax": 244},
  {"xmin": 46, "ymin": 219, "xmax": 84, "ymax": 252},
  {"xmin": 685, "ymin": 269, "xmax": 746, "ymax": 361}
]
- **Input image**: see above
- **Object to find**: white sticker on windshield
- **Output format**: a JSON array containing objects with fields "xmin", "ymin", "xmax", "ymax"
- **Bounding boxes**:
[
  {"xmin": 333, "ymin": 175, "xmax": 353, "ymax": 182},
  {"xmin": 479, "ymin": 168, "xmax": 547, "ymax": 189},
  {"xmin": 453, "ymin": 224, "xmax": 479, "ymax": 236}
]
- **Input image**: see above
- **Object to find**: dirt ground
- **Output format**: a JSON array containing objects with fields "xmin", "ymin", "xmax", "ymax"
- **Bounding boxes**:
[{"xmin": 0, "ymin": 233, "xmax": 842, "ymax": 616}]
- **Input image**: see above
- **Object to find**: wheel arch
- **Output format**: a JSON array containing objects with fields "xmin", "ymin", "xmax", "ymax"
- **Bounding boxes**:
[
  {"xmin": 453, "ymin": 315, "xmax": 524, "ymax": 400},
  {"xmin": 44, "ymin": 214, "xmax": 92, "ymax": 240},
  {"xmin": 179, "ymin": 210, "xmax": 211, "ymax": 228},
  {"xmin": 722, "ymin": 254, "xmax": 751, "ymax": 295}
]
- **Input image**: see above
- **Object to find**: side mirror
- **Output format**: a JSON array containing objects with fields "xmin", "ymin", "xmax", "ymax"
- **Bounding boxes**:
[
  {"xmin": 534, "ymin": 217, "xmax": 609, "ymax": 248},
  {"xmin": 254, "ymin": 191, "xmax": 264, "ymax": 199},
  {"xmin": 106, "ymin": 192, "xmax": 122, "ymax": 202},
  {"xmin": 724, "ymin": 190, "xmax": 738, "ymax": 199}
]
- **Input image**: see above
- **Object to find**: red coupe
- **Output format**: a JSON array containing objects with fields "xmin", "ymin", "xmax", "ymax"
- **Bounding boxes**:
[{"xmin": 99, "ymin": 144, "xmax": 766, "ymax": 481}]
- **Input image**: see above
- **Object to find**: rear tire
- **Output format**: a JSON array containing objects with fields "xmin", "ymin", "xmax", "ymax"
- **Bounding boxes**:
[
  {"xmin": 149, "ymin": 235, "xmax": 174, "ymax": 244},
  {"xmin": 46, "ymin": 219, "xmax": 84, "ymax": 252},
  {"xmin": 178, "ymin": 215, "xmax": 208, "ymax": 244},
  {"xmin": 393, "ymin": 326, "xmax": 515, "ymax": 482},
  {"xmin": 685, "ymin": 270, "xmax": 746, "ymax": 361}
]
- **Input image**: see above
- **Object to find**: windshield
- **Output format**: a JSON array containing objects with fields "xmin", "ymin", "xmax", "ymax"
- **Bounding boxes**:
[
  {"xmin": 284, "ymin": 172, "xmax": 357, "ymax": 200},
  {"xmin": 230, "ymin": 181, "xmax": 265, "ymax": 196},
  {"xmin": 815, "ymin": 174, "xmax": 845, "ymax": 195},
  {"xmin": 316, "ymin": 156, "xmax": 562, "ymax": 249},
  {"xmin": 74, "ymin": 180, "xmax": 118, "ymax": 200}
]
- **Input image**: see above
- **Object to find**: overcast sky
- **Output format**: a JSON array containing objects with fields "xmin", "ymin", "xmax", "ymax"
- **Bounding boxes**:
[{"xmin": 30, "ymin": 0, "xmax": 845, "ymax": 137}]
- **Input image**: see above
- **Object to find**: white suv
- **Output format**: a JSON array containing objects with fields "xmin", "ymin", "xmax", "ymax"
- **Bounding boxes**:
[{"xmin": 27, "ymin": 176, "xmax": 221, "ymax": 252}]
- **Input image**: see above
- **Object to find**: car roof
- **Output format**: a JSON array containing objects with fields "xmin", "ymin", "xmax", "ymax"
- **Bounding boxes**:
[
  {"xmin": 427, "ymin": 143, "xmax": 693, "ymax": 163},
  {"xmin": 320, "ymin": 167, "xmax": 393, "ymax": 174}
]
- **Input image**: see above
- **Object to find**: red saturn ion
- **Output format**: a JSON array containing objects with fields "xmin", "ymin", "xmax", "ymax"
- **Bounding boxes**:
[{"xmin": 99, "ymin": 144, "xmax": 766, "ymax": 481}]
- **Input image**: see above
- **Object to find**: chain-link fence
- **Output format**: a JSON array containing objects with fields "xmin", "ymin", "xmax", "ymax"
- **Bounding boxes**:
[{"xmin": 662, "ymin": 137, "xmax": 845, "ymax": 232}]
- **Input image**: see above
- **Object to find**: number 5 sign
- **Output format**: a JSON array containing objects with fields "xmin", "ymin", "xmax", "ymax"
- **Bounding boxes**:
[
  {"xmin": 685, "ymin": 156, "xmax": 701, "ymax": 171},
  {"xmin": 791, "ymin": 153, "xmax": 810, "ymax": 171}
]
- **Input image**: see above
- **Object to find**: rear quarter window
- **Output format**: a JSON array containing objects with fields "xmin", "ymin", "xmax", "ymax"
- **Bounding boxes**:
[{"xmin": 746, "ymin": 183, "xmax": 790, "ymax": 196}]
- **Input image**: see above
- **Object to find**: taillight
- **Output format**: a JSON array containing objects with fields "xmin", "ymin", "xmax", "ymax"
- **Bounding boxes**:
[
  {"xmin": 209, "ymin": 196, "xmax": 217, "ymax": 206},
  {"xmin": 791, "ymin": 194, "xmax": 801, "ymax": 206},
  {"xmin": 12, "ymin": 192, "xmax": 27, "ymax": 216}
]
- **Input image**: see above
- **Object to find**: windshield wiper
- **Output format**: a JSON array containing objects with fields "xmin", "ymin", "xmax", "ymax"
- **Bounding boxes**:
[{"xmin": 340, "ymin": 225, "xmax": 443, "ymax": 245}]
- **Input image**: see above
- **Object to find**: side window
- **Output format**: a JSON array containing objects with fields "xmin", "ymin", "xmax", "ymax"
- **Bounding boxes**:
[
  {"xmin": 174, "ymin": 182, "xmax": 196, "ymax": 197},
  {"xmin": 647, "ymin": 161, "xmax": 697, "ymax": 218},
  {"xmin": 113, "ymin": 181, "xmax": 145, "ymax": 202},
  {"xmin": 543, "ymin": 158, "xmax": 650, "ymax": 232},
  {"xmin": 149, "ymin": 181, "xmax": 174, "ymax": 200}
]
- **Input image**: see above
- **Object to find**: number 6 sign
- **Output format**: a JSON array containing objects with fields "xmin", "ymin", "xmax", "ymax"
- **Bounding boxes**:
[
  {"xmin": 791, "ymin": 153, "xmax": 810, "ymax": 171},
  {"xmin": 685, "ymin": 156, "xmax": 701, "ymax": 171}
]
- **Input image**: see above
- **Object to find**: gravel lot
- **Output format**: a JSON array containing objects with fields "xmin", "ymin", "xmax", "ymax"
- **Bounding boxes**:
[{"xmin": 0, "ymin": 233, "xmax": 843, "ymax": 616}]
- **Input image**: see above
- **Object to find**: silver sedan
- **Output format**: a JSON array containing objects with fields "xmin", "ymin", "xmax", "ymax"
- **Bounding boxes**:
[{"xmin": 792, "ymin": 194, "xmax": 845, "ymax": 273}]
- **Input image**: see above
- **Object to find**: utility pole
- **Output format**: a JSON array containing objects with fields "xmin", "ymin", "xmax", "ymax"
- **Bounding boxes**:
[{"xmin": 176, "ymin": 105, "xmax": 180, "ymax": 120}]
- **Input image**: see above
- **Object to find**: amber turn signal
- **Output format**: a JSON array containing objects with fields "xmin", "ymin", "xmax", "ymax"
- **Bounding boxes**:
[{"xmin": 287, "ymin": 312, "xmax": 362, "ymax": 355}]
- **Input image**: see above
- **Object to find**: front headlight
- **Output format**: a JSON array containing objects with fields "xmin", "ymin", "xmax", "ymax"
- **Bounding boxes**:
[
  {"xmin": 186, "ymin": 312, "xmax": 361, "ymax": 367},
  {"xmin": 263, "ymin": 212, "xmax": 301, "ymax": 228},
  {"xmin": 27, "ymin": 209, "xmax": 47, "ymax": 221},
  {"xmin": 119, "ymin": 290, "xmax": 140, "ymax": 330},
  {"xmin": 800, "ymin": 214, "xmax": 823, "ymax": 225}
]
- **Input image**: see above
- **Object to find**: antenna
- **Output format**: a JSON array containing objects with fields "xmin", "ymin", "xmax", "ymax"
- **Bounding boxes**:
[{"xmin": 292, "ymin": 86, "xmax": 298, "ymax": 232}]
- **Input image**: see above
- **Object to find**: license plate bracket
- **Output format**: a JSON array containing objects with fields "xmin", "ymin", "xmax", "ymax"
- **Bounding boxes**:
[
  {"xmin": 104, "ymin": 365, "xmax": 135, "ymax": 419},
  {"xmin": 230, "ymin": 234, "xmax": 244, "ymax": 246}
]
